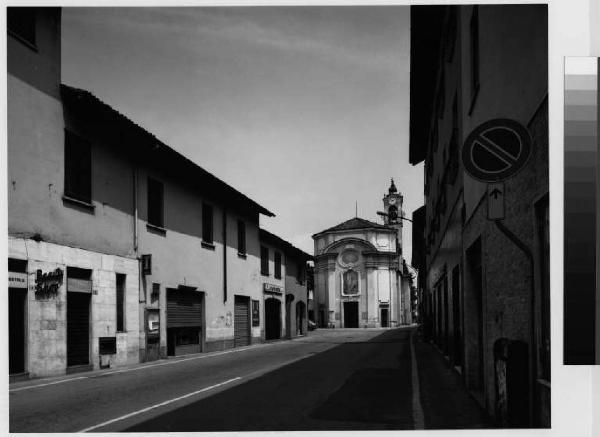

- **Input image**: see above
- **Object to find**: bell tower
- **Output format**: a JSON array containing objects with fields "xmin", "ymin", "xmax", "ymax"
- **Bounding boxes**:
[{"xmin": 382, "ymin": 179, "xmax": 404, "ymax": 253}]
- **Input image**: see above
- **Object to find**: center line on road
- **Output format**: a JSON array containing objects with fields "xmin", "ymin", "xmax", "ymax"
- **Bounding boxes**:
[{"xmin": 76, "ymin": 377, "xmax": 242, "ymax": 433}]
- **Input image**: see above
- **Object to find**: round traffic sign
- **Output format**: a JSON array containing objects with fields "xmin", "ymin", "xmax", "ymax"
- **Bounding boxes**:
[{"xmin": 461, "ymin": 119, "xmax": 532, "ymax": 183}]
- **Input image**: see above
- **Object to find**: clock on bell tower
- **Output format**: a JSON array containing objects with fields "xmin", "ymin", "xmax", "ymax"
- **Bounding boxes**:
[{"xmin": 381, "ymin": 178, "xmax": 404, "ymax": 253}]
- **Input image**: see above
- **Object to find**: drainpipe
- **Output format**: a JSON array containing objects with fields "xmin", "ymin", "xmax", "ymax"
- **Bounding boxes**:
[
  {"xmin": 223, "ymin": 209, "xmax": 227, "ymax": 303},
  {"xmin": 493, "ymin": 219, "xmax": 536, "ymax": 427},
  {"xmin": 133, "ymin": 166, "xmax": 138, "ymax": 254}
]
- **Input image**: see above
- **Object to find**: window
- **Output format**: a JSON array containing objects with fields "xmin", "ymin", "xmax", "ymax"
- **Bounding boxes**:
[
  {"xmin": 261, "ymin": 246, "xmax": 269, "ymax": 276},
  {"xmin": 296, "ymin": 261, "xmax": 305, "ymax": 285},
  {"xmin": 445, "ymin": 7, "xmax": 458, "ymax": 62},
  {"xmin": 116, "ymin": 274, "xmax": 126, "ymax": 332},
  {"xmin": 237, "ymin": 220, "xmax": 246, "ymax": 255},
  {"xmin": 64, "ymin": 131, "xmax": 92, "ymax": 204},
  {"xmin": 202, "ymin": 203, "xmax": 213, "ymax": 244},
  {"xmin": 469, "ymin": 6, "xmax": 480, "ymax": 104},
  {"xmin": 274, "ymin": 252, "xmax": 282, "ymax": 279},
  {"xmin": 8, "ymin": 7, "xmax": 36, "ymax": 47},
  {"xmin": 448, "ymin": 94, "xmax": 459, "ymax": 184},
  {"xmin": 147, "ymin": 178, "xmax": 164, "ymax": 228},
  {"xmin": 437, "ymin": 72, "xmax": 445, "ymax": 119},
  {"xmin": 151, "ymin": 283, "xmax": 160, "ymax": 305}
]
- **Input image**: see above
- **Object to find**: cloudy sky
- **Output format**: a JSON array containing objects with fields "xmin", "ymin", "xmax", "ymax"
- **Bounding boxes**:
[{"xmin": 62, "ymin": 6, "xmax": 422, "ymax": 260}]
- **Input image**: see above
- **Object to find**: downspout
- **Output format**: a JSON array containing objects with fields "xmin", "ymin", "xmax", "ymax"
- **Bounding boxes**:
[
  {"xmin": 133, "ymin": 166, "xmax": 138, "ymax": 254},
  {"xmin": 493, "ymin": 219, "xmax": 536, "ymax": 427},
  {"xmin": 223, "ymin": 209, "xmax": 227, "ymax": 303}
]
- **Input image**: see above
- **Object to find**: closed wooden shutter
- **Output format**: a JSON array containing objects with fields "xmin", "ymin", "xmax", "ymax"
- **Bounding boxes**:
[
  {"xmin": 234, "ymin": 296, "xmax": 250, "ymax": 347},
  {"xmin": 167, "ymin": 289, "xmax": 202, "ymax": 328}
]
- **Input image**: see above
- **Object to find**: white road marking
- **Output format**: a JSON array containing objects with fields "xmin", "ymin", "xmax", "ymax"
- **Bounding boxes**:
[
  {"xmin": 97, "ymin": 343, "xmax": 273, "ymax": 376},
  {"xmin": 77, "ymin": 377, "xmax": 242, "ymax": 433},
  {"xmin": 9, "ymin": 376, "xmax": 88, "ymax": 392},
  {"xmin": 10, "ymin": 342, "xmax": 275, "ymax": 391},
  {"xmin": 410, "ymin": 329, "xmax": 425, "ymax": 429}
]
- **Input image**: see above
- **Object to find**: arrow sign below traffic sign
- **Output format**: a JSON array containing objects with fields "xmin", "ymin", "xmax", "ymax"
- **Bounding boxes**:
[
  {"xmin": 462, "ymin": 119, "xmax": 532, "ymax": 183},
  {"xmin": 487, "ymin": 182, "xmax": 505, "ymax": 220}
]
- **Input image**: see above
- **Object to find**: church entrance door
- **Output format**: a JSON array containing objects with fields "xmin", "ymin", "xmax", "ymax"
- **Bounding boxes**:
[
  {"xmin": 343, "ymin": 301, "xmax": 359, "ymax": 328},
  {"xmin": 381, "ymin": 308, "xmax": 389, "ymax": 327}
]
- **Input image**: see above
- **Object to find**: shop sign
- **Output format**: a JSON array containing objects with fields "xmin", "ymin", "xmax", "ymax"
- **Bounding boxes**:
[
  {"xmin": 252, "ymin": 300, "xmax": 260, "ymax": 327},
  {"xmin": 8, "ymin": 272, "xmax": 27, "ymax": 289},
  {"xmin": 35, "ymin": 268, "xmax": 63, "ymax": 299},
  {"xmin": 263, "ymin": 283, "xmax": 283, "ymax": 294}
]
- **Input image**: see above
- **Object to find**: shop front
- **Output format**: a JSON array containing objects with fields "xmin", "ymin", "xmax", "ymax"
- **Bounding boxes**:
[
  {"xmin": 263, "ymin": 283, "xmax": 284, "ymax": 340},
  {"xmin": 166, "ymin": 286, "xmax": 204, "ymax": 356}
]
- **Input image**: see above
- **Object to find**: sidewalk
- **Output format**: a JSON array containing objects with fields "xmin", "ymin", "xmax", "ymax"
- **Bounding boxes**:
[{"xmin": 414, "ymin": 332, "xmax": 491, "ymax": 429}]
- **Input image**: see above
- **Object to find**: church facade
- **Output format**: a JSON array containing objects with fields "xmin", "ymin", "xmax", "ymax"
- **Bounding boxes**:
[{"xmin": 312, "ymin": 181, "xmax": 411, "ymax": 329}]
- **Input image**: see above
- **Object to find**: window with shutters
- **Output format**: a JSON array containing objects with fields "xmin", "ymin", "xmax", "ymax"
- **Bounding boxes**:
[
  {"xmin": 147, "ymin": 178, "xmax": 164, "ymax": 228},
  {"xmin": 202, "ymin": 203, "xmax": 214, "ymax": 244},
  {"xmin": 64, "ymin": 131, "xmax": 92, "ymax": 204},
  {"xmin": 116, "ymin": 274, "xmax": 125, "ymax": 332},
  {"xmin": 237, "ymin": 220, "xmax": 246, "ymax": 256},
  {"xmin": 274, "ymin": 251, "xmax": 282, "ymax": 279},
  {"xmin": 261, "ymin": 246, "xmax": 269, "ymax": 276},
  {"xmin": 296, "ymin": 261, "xmax": 305, "ymax": 285},
  {"xmin": 469, "ymin": 6, "xmax": 480, "ymax": 112},
  {"xmin": 151, "ymin": 283, "xmax": 160, "ymax": 305}
]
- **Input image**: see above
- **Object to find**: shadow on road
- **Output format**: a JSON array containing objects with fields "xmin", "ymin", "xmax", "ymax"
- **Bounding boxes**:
[{"xmin": 126, "ymin": 328, "xmax": 414, "ymax": 432}]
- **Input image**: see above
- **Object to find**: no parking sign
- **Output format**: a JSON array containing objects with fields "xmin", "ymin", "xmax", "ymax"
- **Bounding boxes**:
[{"xmin": 462, "ymin": 119, "xmax": 532, "ymax": 220}]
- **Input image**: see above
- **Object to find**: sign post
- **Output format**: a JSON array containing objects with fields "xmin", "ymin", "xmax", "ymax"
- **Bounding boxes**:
[{"xmin": 462, "ymin": 118, "xmax": 536, "ymax": 425}]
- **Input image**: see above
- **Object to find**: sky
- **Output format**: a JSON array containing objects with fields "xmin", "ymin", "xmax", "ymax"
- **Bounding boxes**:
[{"xmin": 61, "ymin": 6, "xmax": 423, "ymax": 261}]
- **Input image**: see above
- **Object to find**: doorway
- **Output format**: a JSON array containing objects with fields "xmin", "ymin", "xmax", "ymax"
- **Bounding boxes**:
[
  {"xmin": 67, "ymin": 292, "xmax": 91, "ymax": 367},
  {"xmin": 381, "ymin": 307, "xmax": 389, "ymax": 328},
  {"xmin": 452, "ymin": 265, "xmax": 463, "ymax": 368},
  {"xmin": 265, "ymin": 298, "xmax": 281, "ymax": 340},
  {"xmin": 234, "ymin": 296, "xmax": 251, "ymax": 347},
  {"xmin": 343, "ymin": 301, "xmax": 359, "ymax": 328},
  {"xmin": 166, "ymin": 288, "xmax": 203, "ymax": 356},
  {"xmin": 9, "ymin": 288, "xmax": 26, "ymax": 374},
  {"xmin": 296, "ymin": 301, "xmax": 306, "ymax": 335}
]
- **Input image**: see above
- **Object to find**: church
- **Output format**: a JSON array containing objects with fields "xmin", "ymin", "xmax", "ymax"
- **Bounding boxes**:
[{"xmin": 312, "ymin": 180, "xmax": 413, "ymax": 329}]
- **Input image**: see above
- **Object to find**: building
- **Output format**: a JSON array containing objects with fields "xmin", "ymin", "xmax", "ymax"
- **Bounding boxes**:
[
  {"xmin": 411, "ymin": 205, "xmax": 426, "ymax": 327},
  {"xmin": 60, "ymin": 85, "xmax": 275, "ymax": 359},
  {"xmin": 8, "ymin": 8, "xmax": 140, "ymax": 377},
  {"xmin": 312, "ymin": 181, "xmax": 411, "ymax": 329},
  {"xmin": 410, "ymin": 5, "xmax": 549, "ymax": 427},
  {"xmin": 259, "ymin": 229, "xmax": 313, "ymax": 340},
  {"xmin": 7, "ymin": 7, "xmax": 276, "ymax": 377}
]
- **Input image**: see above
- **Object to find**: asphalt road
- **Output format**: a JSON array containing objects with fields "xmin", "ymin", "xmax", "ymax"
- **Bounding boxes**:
[{"xmin": 9, "ymin": 326, "xmax": 489, "ymax": 432}]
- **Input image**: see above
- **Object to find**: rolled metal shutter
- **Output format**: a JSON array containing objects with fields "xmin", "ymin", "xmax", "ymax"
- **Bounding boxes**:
[
  {"xmin": 234, "ymin": 296, "xmax": 250, "ymax": 347},
  {"xmin": 167, "ymin": 289, "xmax": 202, "ymax": 327},
  {"xmin": 67, "ymin": 293, "xmax": 90, "ymax": 366}
]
